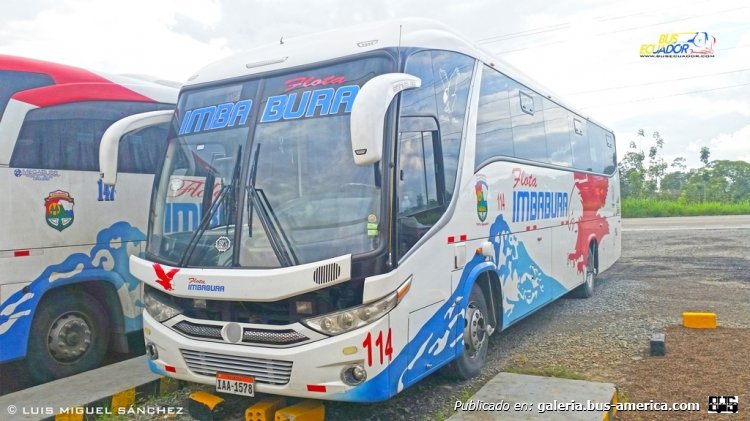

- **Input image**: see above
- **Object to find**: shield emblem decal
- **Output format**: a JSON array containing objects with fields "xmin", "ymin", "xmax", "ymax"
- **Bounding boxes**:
[
  {"xmin": 45, "ymin": 190, "xmax": 75, "ymax": 231},
  {"xmin": 475, "ymin": 180, "xmax": 488, "ymax": 222}
]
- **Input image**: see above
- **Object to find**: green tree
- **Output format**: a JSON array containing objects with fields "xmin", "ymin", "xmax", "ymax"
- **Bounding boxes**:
[
  {"xmin": 659, "ymin": 157, "xmax": 688, "ymax": 199},
  {"xmin": 646, "ymin": 131, "xmax": 668, "ymax": 195},
  {"xmin": 700, "ymin": 146, "xmax": 711, "ymax": 166},
  {"xmin": 711, "ymin": 160, "xmax": 750, "ymax": 202},
  {"xmin": 618, "ymin": 140, "xmax": 646, "ymax": 199},
  {"xmin": 671, "ymin": 157, "xmax": 687, "ymax": 172},
  {"xmin": 661, "ymin": 171, "xmax": 689, "ymax": 200}
]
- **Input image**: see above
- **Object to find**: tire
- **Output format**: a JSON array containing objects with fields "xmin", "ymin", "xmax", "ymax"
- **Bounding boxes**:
[
  {"xmin": 26, "ymin": 290, "xmax": 109, "ymax": 383},
  {"xmin": 570, "ymin": 243, "xmax": 596, "ymax": 298},
  {"xmin": 444, "ymin": 284, "xmax": 490, "ymax": 379}
]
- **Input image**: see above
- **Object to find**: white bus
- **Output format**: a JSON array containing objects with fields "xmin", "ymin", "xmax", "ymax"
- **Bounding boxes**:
[
  {"xmin": 0, "ymin": 55, "xmax": 177, "ymax": 383},
  {"xmin": 101, "ymin": 19, "xmax": 621, "ymax": 402}
]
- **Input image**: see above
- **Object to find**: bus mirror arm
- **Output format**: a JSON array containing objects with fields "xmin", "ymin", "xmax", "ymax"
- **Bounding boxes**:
[
  {"xmin": 350, "ymin": 73, "xmax": 421, "ymax": 166},
  {"xmin": 99, "ymin": 110, "xmax": 174, "ymax": 186}
]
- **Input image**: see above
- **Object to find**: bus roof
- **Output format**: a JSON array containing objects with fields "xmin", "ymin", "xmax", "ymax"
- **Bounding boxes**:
[
  {"xmin": 185, "ymin": 18, "xmax": 611, "ymax": 133},
  {"xmin": 1, "ymin": 55, "xmax": 177, "ymax": 106}
]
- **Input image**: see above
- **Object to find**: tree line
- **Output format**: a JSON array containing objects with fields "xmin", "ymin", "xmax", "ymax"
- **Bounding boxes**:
[{"xmin": 618, "ymin": 130, "xmax": 750, "ymax": 203}]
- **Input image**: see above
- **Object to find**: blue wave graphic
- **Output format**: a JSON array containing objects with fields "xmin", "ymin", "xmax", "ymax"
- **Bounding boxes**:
[
  {"xmin": 0, "ymin": 222, "xmax": 146, "ymax": 362},
  {"xmin": 489, "ymin": 215, "xmax": 569, "ymax": 326},
  {"xmin": 335, "ymin": 214, "xmax": 568, "ymax": 402}
]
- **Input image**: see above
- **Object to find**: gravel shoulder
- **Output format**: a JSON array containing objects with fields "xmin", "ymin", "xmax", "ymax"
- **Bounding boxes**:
[{"xmin": 130, "ymin": 224, "xmax": 750, "ymax": 420}]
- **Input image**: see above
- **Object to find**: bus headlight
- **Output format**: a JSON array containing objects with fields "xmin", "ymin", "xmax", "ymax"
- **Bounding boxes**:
[
  {"xmin": 144, "ymin": 287, "xmax": 183, "ymax": 322},
  {"xmin": 302, "ymin": 277, "xmax": 411, "ymax": 336}
]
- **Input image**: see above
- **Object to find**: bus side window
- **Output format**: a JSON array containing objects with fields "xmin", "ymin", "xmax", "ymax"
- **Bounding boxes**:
[
  {"xmin": 402, "ymin": 50, "xmax": 474, "ymax": 203},
  {"xmin": 544, "ymin": 99, "xmax": 573, "ymax": 167},
  {"xmin": 475, "ymin": 65, "xmax": 514, "ymax": 169},
  {"xmin": 588, "ymin": 125, "xmax": 616, "ymax": 174},
  {"xmin": 511, "ymin": 85, "xmax": 548, "ymax": 163},
  {"xmin": 570, "ymin": 116, "xmax": 592, "ymax": 171},
  {"xmin": 118, "ymin": 122, "xmax": 170, "ymax": 174},
  {"xmin": 10, "ymin": 101, "xmax": 172, "ymax": 171},
  {"xmin": 397, "ymin": 117, "xmax": 444, "ymax": 260},
  {"xmin": 0, "ymin": 70, "xmax": 54, "ymax": 121}
]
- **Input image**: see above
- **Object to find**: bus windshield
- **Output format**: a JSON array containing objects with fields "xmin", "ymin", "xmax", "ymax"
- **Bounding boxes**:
[{"xmin": 147, "ymin": 55, "xmax": 394, "ymax": 268}]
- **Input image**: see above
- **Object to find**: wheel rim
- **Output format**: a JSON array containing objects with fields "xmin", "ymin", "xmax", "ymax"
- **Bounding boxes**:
[
  {"xmin": 47, "ymin": 312, "xmax": 93, "ymax": 363},
  {"xmin": 464, "ymin": 303, "xmax": 486, "ymax": 358}
]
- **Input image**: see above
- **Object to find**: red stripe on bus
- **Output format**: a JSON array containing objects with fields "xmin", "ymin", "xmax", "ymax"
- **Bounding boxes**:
[
  {"xmin": 447, "ymin": 236, "xmax": 455, "ymax": 244},
  {"xmin": 459, "ymin": 234, "xmax": 467, "ymax": 242},
  {"xmin": 14, "ymin": 250, "xmax": 30, "ymax": 257},
  {"xmin": 13, "ymin": 83, "xmax": 155, "ymax": 108},
  {"xmin": 0, "ymin": 54, "xmax": 108, "ymax": 84},
  {"xmin": 307, "ymin": 385, "xmax": 327, "ymax": 392},
  {"xmin": 165, "ymin": 365, "xmax": 176, "ymax": 373}
]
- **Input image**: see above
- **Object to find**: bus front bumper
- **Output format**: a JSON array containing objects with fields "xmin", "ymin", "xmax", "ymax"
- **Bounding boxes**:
[{"xmin": 142, "ymin": 310, "xmax": 392, "ymax": 401}]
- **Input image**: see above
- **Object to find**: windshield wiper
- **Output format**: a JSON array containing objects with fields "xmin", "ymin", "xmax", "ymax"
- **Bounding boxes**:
[
  {"xmin": 180, "ymin": 145, "xmax": 242, "ymax": 266},
  {"xmin": 245, "ymin": 143, "xmax": 297, "ymax": 267}
]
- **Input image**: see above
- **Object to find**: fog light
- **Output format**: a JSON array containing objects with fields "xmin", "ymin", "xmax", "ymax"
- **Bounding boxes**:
[
  {"xmin": 145, "ymin": 342, "xmax": 159, "ymax": 360},
  {"xmin": 341, "ymin": 363, "xmax": 367, "ymax": 386}
]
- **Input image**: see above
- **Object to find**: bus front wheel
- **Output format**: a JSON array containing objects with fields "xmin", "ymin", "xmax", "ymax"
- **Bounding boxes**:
[
  {"xmin": 27, "ymin": 291, "xmax": 109, "ymax": 383},
  {"xmin": 445, "ymin": 284, "xmax": 489, "ymax": 379}
]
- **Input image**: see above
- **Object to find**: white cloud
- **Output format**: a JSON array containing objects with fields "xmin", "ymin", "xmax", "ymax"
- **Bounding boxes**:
[
  {"xmin": 0, "ymin": 0, "xmax": 231, "ymax": 82},
  {"xmin": 700, "ymin": 124, "xmax": 750, "ymax": 163},
  {"xmin": 0, "ymin": 0, "xmax": 747, "ymax": 170}
]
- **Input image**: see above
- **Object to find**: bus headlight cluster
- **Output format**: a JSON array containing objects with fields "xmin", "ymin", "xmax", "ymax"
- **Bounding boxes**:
[
  {"xmin": 302, "ymin": 277, "xmax": 411, "ymax": 336},
  {"xmin": 144, "ymin": 287, "xmax": 183, "ymax": 322}
]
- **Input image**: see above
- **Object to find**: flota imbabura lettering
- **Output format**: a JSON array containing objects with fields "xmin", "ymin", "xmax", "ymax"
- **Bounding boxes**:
[
  {"xmin": 179, "ymin": 100, "xmax": 253, "ymax": 135},
  {"xmin": 512, "ymin": 191, "xmax": 568, "ymax": 223},
  {"xmin": 261, "ymin": 85, "xmax": 359, "ymax": 122},
  {"xmin": 187, "ymin": 277, "xmax": 225, "ymax": 292},
  {"xmin": 510, "ymin": 168, "xmax": 568, "ymax": 223},
  {"xmin": 177, "ymin": 84, "xmax": 360, "ymax": 134}
]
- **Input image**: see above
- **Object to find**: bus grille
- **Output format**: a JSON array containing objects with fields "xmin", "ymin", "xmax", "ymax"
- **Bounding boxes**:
[
  {"xmin": 180, "ymin": 349, "xmax": 293, "ymax": 385},
  {"xmin": 243, "ymin": 328, "xmax": 308, "ymax": 345},
  {"xmin": 173, "ymin": 321, "xmax": 222, "ymax": 340},
  {"xmin": 172, "ymin": 321, "xmax": 309, "ymax": 346},
  {"xmin": 313, "ymin": 263, "xmax": 341, "ymax": 284}
]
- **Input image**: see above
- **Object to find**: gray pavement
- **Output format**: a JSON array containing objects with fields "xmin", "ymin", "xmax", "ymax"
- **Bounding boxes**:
[
  {"xmin": 448, "ymin": 373, "xmax": 616, "ymax": 420},
  {"xmin": 622, "ymin": 215, "xmax": 750, "ymax": 231},
  {"xmin": 0, "ymin": 356, "xmax": 158, "ymax": 420},
  {"xmin": 1, "ymin": 215, "xmax": 747, "ymax": 420}
]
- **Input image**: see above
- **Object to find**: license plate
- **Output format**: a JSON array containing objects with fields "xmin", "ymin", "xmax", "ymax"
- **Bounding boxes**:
[{"xmin": 215, "ymin": 372, "xmax": 254, "ymax": 397}]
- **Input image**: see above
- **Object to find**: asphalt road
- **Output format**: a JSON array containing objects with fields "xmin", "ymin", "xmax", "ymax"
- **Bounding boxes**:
[
  {"xmin": 622, "ymin": 214, "xmax": 750, "ymax": 231},
  {"xmin": 326, "ymin": 214, "xmax": 750, "ymax": 419},
  {"xmin": 0, "ymin": 345, "xmax": 136, "ymax": 396},
  {"xmin": 2, "ymin": 215, "xmax": 749, "ymax": 419}
]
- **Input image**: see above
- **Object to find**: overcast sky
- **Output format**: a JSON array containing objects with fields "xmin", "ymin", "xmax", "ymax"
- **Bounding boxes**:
[{"xmin": 1, "ymin": 0, "xmax": 748, "ymax": 169}]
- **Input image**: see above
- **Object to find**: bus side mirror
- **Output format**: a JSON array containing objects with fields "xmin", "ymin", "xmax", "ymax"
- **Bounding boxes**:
[
  {"xmin": 99, "ymin": 110, "xmax": 174, "ymax": 186},
  {"xmin": 350, "ymin": 73, "xmax": 421, "ymax": 166}
]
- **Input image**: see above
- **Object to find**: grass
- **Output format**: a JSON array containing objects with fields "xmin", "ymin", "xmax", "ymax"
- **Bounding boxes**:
[
  {"xmin": 458, "ymin": 389, "xmax": 473, "ymax": 403},
  {"xmin": 95, "ymin": 384, "xmax": 188, "ymax": 420},
  {"xmin": 505, "ymin": 365, "xmax": 587, "ymax": 380},
  {"xmin": 617, "ymin": 388, "xmax": 631, "ymax": 404},
  {"xmin": 621, "ymin": 198, "xmax": 750, "ymax": 218}
]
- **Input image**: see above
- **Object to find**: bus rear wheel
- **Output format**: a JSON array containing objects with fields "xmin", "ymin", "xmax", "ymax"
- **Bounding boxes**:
[
  {"xmin": 27, "ymin": 291, "xmax": 109, "ymax": 383},
  {"xmin": 570, "ymin": 243, "xmax": 596, "ymax": 298},
  {"xmin": 444, "ymin": 284, "xmax": 489, "ymax": 379}
]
